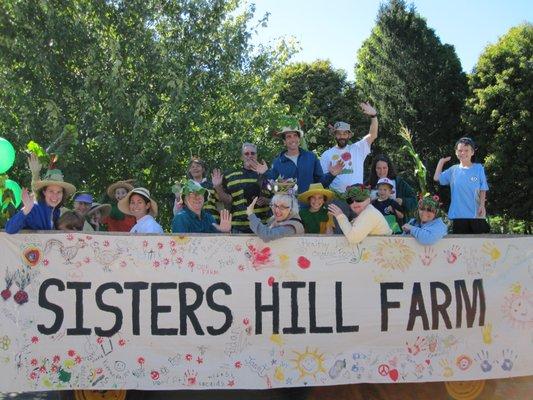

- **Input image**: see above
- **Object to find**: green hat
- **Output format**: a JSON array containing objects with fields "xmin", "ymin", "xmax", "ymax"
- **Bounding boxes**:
[
  {"xmin": 418, "ymin": 193, "xmax": 441, "ymax": 212},
  {"xmin": 344, "ymin": 184, "xmax": 371, "ymax": 202},
  {"xmin": 178, "ymin": 179, "xmax": 207, "ymax": 199},
  {"xmin": 273, "ymin": 116, "xmax": 304, "ymax": 138}
]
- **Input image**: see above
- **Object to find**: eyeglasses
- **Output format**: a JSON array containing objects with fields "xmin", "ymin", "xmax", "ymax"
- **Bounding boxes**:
[
  {"xmin": 243, "ymin": 151, "xmax": 256, "ymax": 156},
  {"xmin": 271, "ymin": 204, "xmax": 289, "ymax": 211},
  {"xmin": 419, "ymin": 207, "xmax": 436, "ymax": 213}
]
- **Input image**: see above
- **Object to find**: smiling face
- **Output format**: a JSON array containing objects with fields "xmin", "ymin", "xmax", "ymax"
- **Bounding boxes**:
[
  {"xmin": 185, "ymin": 192, "xmax": 205, "ymax": 215},
  {"xmin": 418, "ymin": 207, "xmax": 436, "ymax": 223},
  {"xmin": 189, "ymin": 161, "xmax": 205, "ymax": 180},
  {"xmin": 455, "ymin": 143, "xmax": 475, "ymax": 165},
  {"xmin": 375, "ymin": 161, "xmax": 389, "ymax": 179},
  {"xmin": 43, "ymin": 185, "xmax": 64, "ymax": 208},
  {"xmin": 129, "ymin": 194, "xmax": 151, "ymax": 220},
  {"xmin": 348, "ymin": 197, "xmax": 370, "ymax": 215},
  {"xmin": 283, "ymin": 131, "xmax": 300, "ymax": 153},
  {"xmin": 335, "ymin": 130, "xmax": 351, "ymax": 149},
  {"xmin": 309, "ymin": 194, "xmax": 325, "ymax": 212},
  {"xmin": 115, "ymin": 187, "xmax": 129, "ymax": 202},
  {"xmin": 377, "ymin": 184, "xmax": 392, "ymax": 200}
]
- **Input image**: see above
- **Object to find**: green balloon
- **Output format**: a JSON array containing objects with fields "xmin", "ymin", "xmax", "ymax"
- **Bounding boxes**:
[
  {"xmin": 1, "ymin": 179, "xmax": 22, "ymax": 209},
  {"xmin": 0, "ymin": 138, "xmax": 16, "ymax": 173}
]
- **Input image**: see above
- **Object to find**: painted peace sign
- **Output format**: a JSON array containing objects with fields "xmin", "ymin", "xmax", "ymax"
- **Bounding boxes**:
[{"xmin": 378, "ymin": 364, "xmax": 390, "ymax": 376}]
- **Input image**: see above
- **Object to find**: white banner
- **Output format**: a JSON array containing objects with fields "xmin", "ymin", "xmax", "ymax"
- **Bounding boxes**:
[{"xmin": 0, "ymin": 231, "xmax": 532, "ymax": 391}]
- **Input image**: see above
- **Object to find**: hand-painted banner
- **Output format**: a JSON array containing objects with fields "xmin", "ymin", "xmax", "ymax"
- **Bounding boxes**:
[{"xmin": 0, "ymin": 232, "xmax": 531, "ymax": 391}]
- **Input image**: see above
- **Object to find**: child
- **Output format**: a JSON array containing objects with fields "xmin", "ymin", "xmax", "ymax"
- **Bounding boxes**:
[
  {"xmin": 434, "ymin": 137, "xmax": 490, "ymax": 234},
  {"xmin": 297, "ymin": 183, "xmax": 335, "ymax": 234},
  {"xmin": 87, "ymin": 202, "xmax": 111, "ymax": 231},
  {"xmin": 402, "ymin": 194, "xmax": 448, "ymax": 245},
  {"xmin": 56, "ymin": 210, "xmax": 84, "ymax": 231},
  {"xmin": 118, "ymin": 187, "xmax": 164, "ymax": 233},
  {"xmin": 371, "ymin": 178, "xmax": 403, "ymax": 233},
  {"xmin": 102, "ymin": 180, "xmax": 136, "ymax": 232}
]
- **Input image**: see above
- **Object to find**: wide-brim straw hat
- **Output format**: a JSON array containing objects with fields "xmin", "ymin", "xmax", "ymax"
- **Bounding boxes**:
[
  {"xmin": 118, "ymin": 187, "xmax": 158, "ymax": 217},
  {"xmin": 34, "ymin": 169, "xmax": 76, "ymax": 199},
  {"xmin": 107, "ymin": 179, "xmax": 135, "ymax": 198},
  {"xmin": 87, "ymin": 202, "xmax": 111, "ymax": 218},
  {"xmin": 297, "ymin": 183, "xmax": 334, "ymax": 203}
]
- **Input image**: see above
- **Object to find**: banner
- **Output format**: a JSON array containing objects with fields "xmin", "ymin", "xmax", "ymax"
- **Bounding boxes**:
[{"xmin": 0, "ymin": 231, "xmax": 531, "ymax": 391}]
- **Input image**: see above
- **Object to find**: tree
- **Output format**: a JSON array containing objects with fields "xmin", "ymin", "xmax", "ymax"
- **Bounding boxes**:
[
  {"xmin": 464, "ymin": 24, "xmax": 533, "ymax": 231},
  {"xmin": 355, "ymin": 0, "xmax": 467, "ymax": 190},
  {"xmin": 275, "ymin": 60, "xmax": 365, "ymax": 154},
  {"xmin": 0, "ymin": 0, "xmax": 289, "ymax": 227}
]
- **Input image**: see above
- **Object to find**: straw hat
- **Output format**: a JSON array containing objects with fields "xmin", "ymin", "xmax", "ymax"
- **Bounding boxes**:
[
  {"xmin": 118, "ymin": 187, "xmax": 158, "ymax": 217},
  {"xmin": 106, "ymin": 179, "xmax": 135, "ymax": 198},
  {"xmin": 87, "ymin": 202, "xmax": 111, "ymax": 218},
  {"xmin": 297, "ymin": 183, "xmax": 334, "ymax": 203},
  {"xmin": 34, "ymin": 169, "xmax": 76, "ymax": 198}
]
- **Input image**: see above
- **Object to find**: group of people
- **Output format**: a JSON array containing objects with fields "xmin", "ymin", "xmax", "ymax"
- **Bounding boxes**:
[{"xmin": 5, "ymin": 102, "xmax": 490, "ymax": 246}]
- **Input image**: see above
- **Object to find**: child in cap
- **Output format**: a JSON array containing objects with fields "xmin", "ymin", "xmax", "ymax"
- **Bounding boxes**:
[
  {"xmin": 371, "ymin": 177, "xmax": 404, "ymax": 233},
  {"xmin": 118, "ymin": 187, "xmax": 164, "ymax": 234},
  {"xmin": 402, "ymin": 194, "xmax": 448, "ymax": 245},
  {"xmin": 297, "ymin": 183, "xmax": 335, "ymax": 234},
  {"xmin": 102, "ymin": 180, "xmax": 137, "ymax": 232},
  {"xmin": 87, "ymin": 202, "xmax": 111, "ymax": 231}
]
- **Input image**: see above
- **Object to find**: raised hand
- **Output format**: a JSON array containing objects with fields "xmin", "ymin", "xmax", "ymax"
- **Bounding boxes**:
[
  {"xmin": 328, "ymin": 203, "xmax": 344, "ymax": 218},
  {"xmin": 359, "ymin": 102, "xmax": 377, "ymax": 116},
  {"xmin": 212, "ymin": 209, "xmax": 233, "ymax": 232},
  {"xmin": 246, "ymin": 196, "xmax": 259, "ymax": 216},
  {"xmin": 211, "ymin": 168, "xmax": 224, "ymax": 187},
  {"xmin": 256, "ymin": 196, "xmax": 269, "ymax": 207},
  {"xmin": 329, "ymin": 159, "xmax": 345, "ymax": 176},
  {"xmin": 21, "ymin": 188, "xmax": 35, "ymax": 215},
  {"xmin": 439, "ymin": 156, "xmax": 452, "ymax": 164},
  {"xmin": 248, "ymin": 159, "xmax": 268, "ymax": 175},
  {"xmin": 27, "ymin": 153, "xmax": 42, "ymax": 175}
]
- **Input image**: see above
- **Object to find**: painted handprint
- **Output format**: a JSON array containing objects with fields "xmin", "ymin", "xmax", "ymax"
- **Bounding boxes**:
[
  {"xmin": 406, "ymin": 336, "xmax": 427, "ymax": 356},
  {"xmin": 482, "ymin": 242, "xmax": 501, "ymax": 261},
  {"xmin": 482, "ymin": 323, "xmax": 492, "ymax": 344},
  {"xmin": 439, "ymin": 359, "xmax": 453, "ymax": 378},
  {"xmin": 444, "ymin": 245, "xmax": 462, "ymax": 264},
  {"xmin": 475, "ymin": 350, "xmax": 492, "ymax": 373},
  {"xmin": 500, "ymin": 349, "xmax": 517, "ymax": 371},
  {"xmin": 419, "ymin": 247, "xmax": 436, "ymax": 266},
  {"xmin": 184, "ymin": 369, "xmax": 198, "ymax": 385}
]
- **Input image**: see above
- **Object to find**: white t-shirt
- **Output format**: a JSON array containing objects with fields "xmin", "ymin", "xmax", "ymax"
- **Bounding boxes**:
[
  {"xmin": 130, "ymin": 215, "xmax": 164, "ymax": 234},
  {"xmin": 320, "ymin": 138, "xmax": 371, "ymax": 193}
]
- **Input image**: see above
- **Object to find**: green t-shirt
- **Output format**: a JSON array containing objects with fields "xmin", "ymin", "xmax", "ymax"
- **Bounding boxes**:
[{"xmin": 300, "ymin": 207, "xmax": 333, "ymax": 234}]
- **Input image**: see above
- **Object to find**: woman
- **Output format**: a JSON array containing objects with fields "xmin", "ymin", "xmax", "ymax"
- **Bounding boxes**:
[
  {"xmin": 434, "ymin": 137, "xmax": 489, "ymax": 234},
  {"xmin": 246, "ymin": 180, "xmax": 304, "ymax": 242},
  {"xmin": 367, "ymin": 154, "xmax": 417, "ymax": 217},
  {"xmin": 402, "ymin": 194, "xmax": 448, "ymax": 245},
  {"xmin": 5, "ymin": 169, "xmax": 76, "ymax": 234},
  {"xmin": 328, "ymin": 184, "xmax": 392, "ymax": 244},
  {"xmin": 173, "ymin": 157, "xmax": 217, "ymax": 218},
  {"xmin": 172, "ymin": 180, "xmax": 231, "ymax": 233},
  {"xmin": 118, "ymin": 187, "xmax": 164, "ymax": 233}
]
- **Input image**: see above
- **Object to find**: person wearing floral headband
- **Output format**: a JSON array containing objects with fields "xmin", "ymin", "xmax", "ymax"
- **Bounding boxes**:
[
  {"xmin": 402, "ymin": 194, "xmax": 448, "ymax": 245},
  {"xmin": 246, "ymin": 178, "xmax": 304, "ymax": 242},
  {"xmin": 172, "ymin": 179, "xmax": 232, "ymax": 233},
  {"xmin": 328, "ymin": 184, "xmax": 391, "ymax": 244}
]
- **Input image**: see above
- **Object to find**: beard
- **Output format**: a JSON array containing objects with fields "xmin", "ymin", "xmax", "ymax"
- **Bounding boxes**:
[{"xmin": 336, "ymin": 138, "xmax": 348, "ymax": 148}]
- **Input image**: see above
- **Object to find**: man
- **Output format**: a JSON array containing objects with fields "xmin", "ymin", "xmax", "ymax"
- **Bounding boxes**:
[
  {"xmin": 73, "ymin": 192, "xmax": 95, "ymax": 232},
  {"xmin": 255, "ymin": 121, "xmax": 344, "ymax": 194},
  {"xmin": 320, "ymin": 102, "xmax": 379, "ymax": 193},
  {"xmin": 211, "ymin": 143, "xmax": 271, "ymax": 233}
]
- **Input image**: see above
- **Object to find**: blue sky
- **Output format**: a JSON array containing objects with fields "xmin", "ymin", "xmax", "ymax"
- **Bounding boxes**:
[{"xmin": 249, "ymin": 0, "xmax": 532, "ymax": 81}]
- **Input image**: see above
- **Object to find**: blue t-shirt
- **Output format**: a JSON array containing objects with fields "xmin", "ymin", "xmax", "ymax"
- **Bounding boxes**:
[
  {"xmin": 439, "ymin": 163, "xmax": 489, "ymax": 219},
  {"xmin": 171, "ymin": 207, "xmax": 218, "ymax": 233}
]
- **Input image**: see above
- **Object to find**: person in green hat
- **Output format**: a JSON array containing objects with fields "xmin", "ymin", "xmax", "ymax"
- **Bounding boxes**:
[
  {"xmin": 297, "ymin": 183, "xmax": 335, "ymax": 234},
  {"xmin": 402, "ymin": 194, "xmax": 448, "ymax": 245},
  {"xmin": 171, "ymin": 179, "xmax": 232, "ymax": 233},
  {"xmin": 328, "ymin": 184, "xmax": 391, "ymax": 244}
]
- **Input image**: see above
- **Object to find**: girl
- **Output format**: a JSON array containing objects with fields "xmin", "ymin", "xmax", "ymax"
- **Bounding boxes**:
[{"xmin": 402, "ymin": 194, "xmax": 448, "ymax": 245}]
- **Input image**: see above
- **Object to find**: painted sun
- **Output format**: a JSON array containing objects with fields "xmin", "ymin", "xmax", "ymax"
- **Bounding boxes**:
[
  {"xmin": 291, "ymin": 347, "xmax": 326, "ymax": 381},
  {"xmin": 374, "ymin": 238, "xmax": 415, "ymax": 272}
]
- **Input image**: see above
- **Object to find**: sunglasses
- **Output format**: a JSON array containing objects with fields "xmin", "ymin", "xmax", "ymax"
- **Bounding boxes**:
[
  {"xmin": 243, "ymin": 151, "xmax": 256, "ymax": 156},
  {"xmin": 419, "ymin": 207, "xmax": 436, "ymax": 212},
  {"xmin": 346, "ymin": 197, "xmax": 361, "ymax": 205}
]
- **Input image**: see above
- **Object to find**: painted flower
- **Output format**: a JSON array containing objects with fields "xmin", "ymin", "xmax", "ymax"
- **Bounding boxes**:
[
  {"xmin": 103, "ymin": 240, "xmax": 110, "ymax": 247},
  {"xmin": 96, "ymin": 337, "xmax": 103, "ymax": 344},
  {"xmin": 234, "ymin": 361, "xmax": 242, "ymax": 369},
  {"xmin": 118, "ymin": 339, "xmax": 126, "ymax": 347},
  {"xmin": 43, "ymin": 259, "xmax": 49, "ymax": 266},
  {"xmin": 53, "ymin": 355, "xmax": 60, "ymax": 363},
  {"xmin": 157, "ymin": 242, "xmax": 164, "ymax": 249},
  {"xmin": 196, "ymin": 356, "xmax": 203, "ymax": 364},
  {"xmin": 30, "ymin": 358, "xmax": 38, "ymax": 366},
  {"xmin": 153, "ymin": 261, "xmax": 160, "ymax": 268},
  {"xmin": 185, "ymin": 354, "xmax": 192, "ymax": 361},
  {"xmin": 137, "ymin": 357, "xmax": 145, "ymax": 365},
  {"xmin": 68, "ymin": 349, "xmax": 76, "ymax": 357},
  {"xmin": 31, "ymin": 336, "xmax": 39, "ymax": 344}
]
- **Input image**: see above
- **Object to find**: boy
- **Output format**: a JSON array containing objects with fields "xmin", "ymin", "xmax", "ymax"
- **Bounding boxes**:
[{"xmin": 371, "ymin": 178, "xmax": 403, "ymax": 233}]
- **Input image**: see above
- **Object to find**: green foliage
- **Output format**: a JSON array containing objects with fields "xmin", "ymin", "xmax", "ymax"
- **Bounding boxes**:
[
  {"xmin": 463, "ymin": 24, "xmax": 532, "ymax": 227},
  {"xmin": 488, "ymin": 215, "xmax": 530, "ymax": 235},
  {"xmin": 355, "ymin": 0, "xmax": 467, "ymax": 175},
  {"xmin": 0, "ymin": 0, "xmax": 290, "ymax": 228},
  {"xmin": 399, "ymin": 125, "xmax": 427, "ymax": 195},
  {"xmin": 274, "ymin": 60, "xmax": 364, "ymax": 154}
]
